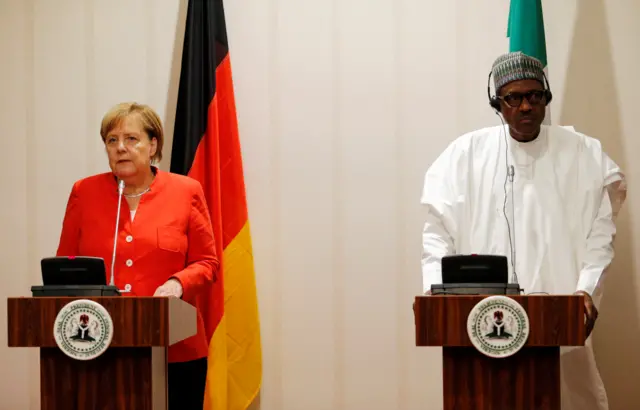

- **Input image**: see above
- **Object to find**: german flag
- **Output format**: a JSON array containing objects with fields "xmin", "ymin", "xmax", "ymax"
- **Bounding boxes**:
[{"xmin": 170, "ymin": 0, "xmax": 262, "ymax": 408}]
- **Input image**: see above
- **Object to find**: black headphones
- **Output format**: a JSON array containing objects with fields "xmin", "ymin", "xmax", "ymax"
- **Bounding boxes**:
[{"xmin": 487, "ymin": 70, "xmax": 553, "ymax": 112}]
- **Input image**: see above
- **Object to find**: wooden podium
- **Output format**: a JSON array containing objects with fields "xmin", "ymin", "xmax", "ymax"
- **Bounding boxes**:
[
  {"xmin": 414, "ymin": 295, "xmax": 586, "ymax": 410},
  {"xmin": 7, "ymin": 296, "xmax": 197, "ymax": 410}
]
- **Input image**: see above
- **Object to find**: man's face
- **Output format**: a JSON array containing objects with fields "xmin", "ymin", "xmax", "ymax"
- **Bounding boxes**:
[{"xmin": 498, "ymin": 79, "xmax": 547, "ymax": 142}]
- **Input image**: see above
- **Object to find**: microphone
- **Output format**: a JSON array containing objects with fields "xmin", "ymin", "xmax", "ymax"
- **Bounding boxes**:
[
  {"xmin": 495, "ymin": 108, "xmax": 520, "ymax": 290},
  {"xmin": 109, "ymin": 180, "xmax": 125, "ymax": 287},
  {"xmin": 508, "ymin": 165, "xmax": 518, "ymax": 285}
]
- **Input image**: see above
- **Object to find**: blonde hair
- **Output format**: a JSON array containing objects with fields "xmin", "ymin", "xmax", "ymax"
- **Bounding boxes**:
[{"xmin": 100, "ymin": 102, "xmax": 164, "ymax": 163}]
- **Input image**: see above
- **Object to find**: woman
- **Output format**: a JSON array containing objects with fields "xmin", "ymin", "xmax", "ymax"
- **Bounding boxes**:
[{"xmin": 56, "ymin": 102, "xmax": 219, "ymax": 409}]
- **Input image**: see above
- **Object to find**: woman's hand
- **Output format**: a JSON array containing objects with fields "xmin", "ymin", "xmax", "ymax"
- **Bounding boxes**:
[{"xmin": 153, "ymin": 278, "xmax": 183, "ymax": 298}]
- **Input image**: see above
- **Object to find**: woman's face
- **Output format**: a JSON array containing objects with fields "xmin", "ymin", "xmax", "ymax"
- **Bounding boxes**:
[{"xmin": 104, "ymin": 114, "xmax": 157, "ymax": 180}]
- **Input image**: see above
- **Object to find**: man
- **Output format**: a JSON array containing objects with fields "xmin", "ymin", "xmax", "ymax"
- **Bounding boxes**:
[{"xmin": 420, "ymin": 51, "xmax": 627, "ymax": 410}]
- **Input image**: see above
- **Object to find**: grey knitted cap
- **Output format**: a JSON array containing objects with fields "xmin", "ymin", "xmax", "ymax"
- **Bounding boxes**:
[{"xmin": 492, "ymin": 51, "xmax": 545, "ymax": 91}]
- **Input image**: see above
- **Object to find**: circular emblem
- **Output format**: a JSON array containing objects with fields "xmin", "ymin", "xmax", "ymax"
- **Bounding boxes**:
[
  {"xmin": 467, "ymin": 295, "xmax": 529, "ymax": 358},
  {"xmin": 53, "ymin": 299, "xmax": 113, "ymax": 361}
]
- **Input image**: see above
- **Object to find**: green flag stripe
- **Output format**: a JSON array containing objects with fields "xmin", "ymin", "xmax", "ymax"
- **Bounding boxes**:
[{"xmin": 507, "ymin": 0, "xmax": 548, "ymax": 67}]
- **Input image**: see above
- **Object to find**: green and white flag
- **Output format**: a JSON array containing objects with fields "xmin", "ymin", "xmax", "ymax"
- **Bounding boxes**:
[{"xmin": 507, "ymin": 0, "xmax": 550, "ymax": 123}]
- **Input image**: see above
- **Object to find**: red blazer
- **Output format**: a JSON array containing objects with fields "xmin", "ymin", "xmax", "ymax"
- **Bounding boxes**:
[{"xmin": 56, "ymin": 167, "xmax": 219, "ymax": 363}]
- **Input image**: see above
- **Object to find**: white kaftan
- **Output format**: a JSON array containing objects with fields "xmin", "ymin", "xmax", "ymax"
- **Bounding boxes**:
[{"xmin": 420, "ymin": 124, "xmax": 626, "ymax": 410}]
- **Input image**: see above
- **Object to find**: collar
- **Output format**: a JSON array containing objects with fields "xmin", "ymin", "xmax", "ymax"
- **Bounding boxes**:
[
  {"xmin": 509, "ymin": 126, "xmax": 548, "ymax": 167},
  {"xmin": 108, "ymin": 166, "xmax": 164, "ymax": 197}
]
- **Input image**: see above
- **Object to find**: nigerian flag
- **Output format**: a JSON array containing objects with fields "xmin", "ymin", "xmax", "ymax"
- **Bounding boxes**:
[{"xmin": 507, "ymin": 0, "xmax": 550, "ymax": 122}]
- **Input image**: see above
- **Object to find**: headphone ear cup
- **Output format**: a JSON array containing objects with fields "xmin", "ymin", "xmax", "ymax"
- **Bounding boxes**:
[
  {"xmin": 545, "ymin": 90, "xmax": 553, "ymax": 105},
  {"xmin": 490, "ymin": 97, "xmax": 501, "ymax": 112}
]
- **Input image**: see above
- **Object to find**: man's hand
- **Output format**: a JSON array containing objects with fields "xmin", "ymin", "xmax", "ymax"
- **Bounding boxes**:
[
  {"xmin": 413, "ymin": 290, "xmax": 432, "ymax": 312},
  {"xmin": 153, "ymin": 278, "xmax": 183, "ymax": 298},
  {"xmin": 575, "ymin": 290, "xmax": 598, "ymax": 338}
]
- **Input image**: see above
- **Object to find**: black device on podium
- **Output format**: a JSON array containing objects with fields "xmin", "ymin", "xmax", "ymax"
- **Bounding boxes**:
[
  {"xmin": 430, "ymin": 254, "xmax": 521, "ymax": 295},
  {"xmin": 31, "ymin": 256, "xmax": 121, "ymax": 297}
]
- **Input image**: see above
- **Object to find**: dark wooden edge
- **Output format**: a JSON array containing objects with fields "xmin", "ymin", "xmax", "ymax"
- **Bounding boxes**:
[
  {"xmin": 7, "ymin": 296, "xmax": 171, "ymax": 347},
  {"xmin": 414, "ymin": 294, "xmax": 586, "ymax": 347}
]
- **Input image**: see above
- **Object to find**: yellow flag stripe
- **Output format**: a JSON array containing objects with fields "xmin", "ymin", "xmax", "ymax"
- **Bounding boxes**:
[
  {"xmin": 205, "ymin": 221, "xmax": 262, "ymax": 410},
  {"xmin": 204, "ymin": 314, "xmax": 228, "ymax": 409}
]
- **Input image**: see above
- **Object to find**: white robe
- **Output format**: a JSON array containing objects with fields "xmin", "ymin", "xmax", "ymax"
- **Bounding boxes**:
[{"xmin": 420, "ymin": 124, "xmax": 627, "ymax": 410}]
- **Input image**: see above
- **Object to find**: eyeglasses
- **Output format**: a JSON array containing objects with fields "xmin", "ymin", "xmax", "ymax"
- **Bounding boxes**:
[{"xmin": 498, "ymin": 90, "xmax": 547, "ymax": 108}]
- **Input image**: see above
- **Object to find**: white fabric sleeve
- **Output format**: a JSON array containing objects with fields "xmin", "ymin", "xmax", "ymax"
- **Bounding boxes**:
[
  {"xmin": 420, "ymin": 146, "xmax": 461, "ymax": 294},
  {"xmin": 576, "ymin": 152, "xmax": 627, "ymax": 298},
  {"xmin": 601, "ymin": 152, "xmax": 627, "ymax": 220},
  {"xmin": 576, "ymin": 187, "xmax": 616, "ymax": 297}
]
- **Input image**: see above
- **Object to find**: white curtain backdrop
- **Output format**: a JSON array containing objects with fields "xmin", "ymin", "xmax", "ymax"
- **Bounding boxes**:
[{"xmin": 1, "ymin": 0, "xmax": 639, "ymax": 409}]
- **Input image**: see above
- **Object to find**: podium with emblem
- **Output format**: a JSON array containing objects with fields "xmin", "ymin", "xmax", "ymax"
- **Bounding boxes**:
[
  {"xmin": 414, "ymin": 294, "xmax": 586, "ymax": 410},
  {"xmin": 7, "ymin": 296, "xmax": 197, "ymax": 409}
]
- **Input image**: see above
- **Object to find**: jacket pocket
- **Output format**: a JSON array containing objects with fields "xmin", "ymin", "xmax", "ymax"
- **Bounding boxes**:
[{"xmin": 157, "ymin": 226, "xmax": 187, "ymax": 254}]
